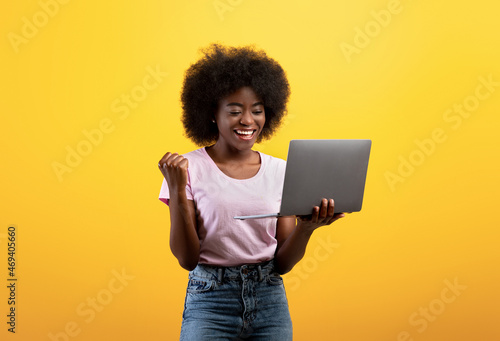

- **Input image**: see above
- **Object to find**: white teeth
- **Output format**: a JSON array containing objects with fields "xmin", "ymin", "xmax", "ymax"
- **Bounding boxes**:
[{"xmin": 236, "ymin": 130, "xmax": 254, "ymax": 135}]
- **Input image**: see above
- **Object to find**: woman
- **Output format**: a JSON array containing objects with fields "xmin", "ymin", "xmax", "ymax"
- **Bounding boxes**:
[{"xmin": 158, "ymin": 44, "xmax": 344, "ymax": 340}]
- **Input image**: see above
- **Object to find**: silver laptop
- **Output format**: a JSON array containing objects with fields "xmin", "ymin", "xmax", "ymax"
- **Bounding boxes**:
[{"xmin": 234, "ymin": 139, "xmax": 371, "ymax": 219}]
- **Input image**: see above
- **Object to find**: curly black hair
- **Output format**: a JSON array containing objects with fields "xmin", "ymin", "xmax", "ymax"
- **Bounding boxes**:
[{"xmin": 181, "ymin": 43, "xmax": 290, "ymax": 146}]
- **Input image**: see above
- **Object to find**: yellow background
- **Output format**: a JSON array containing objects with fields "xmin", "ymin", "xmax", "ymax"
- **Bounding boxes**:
[{"xmin": 2, "ymin": 0, "xmax": 499, "ymax": 340}]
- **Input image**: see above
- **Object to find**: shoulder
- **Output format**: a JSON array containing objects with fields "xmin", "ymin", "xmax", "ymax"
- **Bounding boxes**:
[
  {"xmin": 259, "ymin": 151, "xmax": 285, "ymax": 165},
  {"xmin": 181, "ymin": 147, "xmax": 215, "ymax": 180},
  {"xmin": 181, "ymin": 147, "xmax": 210, "ymax": 166},
  {"xmin": 182, "ymin": 147, "xmax": 205, "ymax": 159},
  {"xmin": 259, "ymin": 152, "xmax": 286, "ymax": 175}
]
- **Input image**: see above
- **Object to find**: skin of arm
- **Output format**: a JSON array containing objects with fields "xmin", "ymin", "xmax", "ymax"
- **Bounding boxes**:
[
  {"xmin": 274, "ymin": 198, "xmax": 345, "ymax": 275},
  {"xmin": 159, "ymin": 152, "xmax": 200, "ymax": 271}
]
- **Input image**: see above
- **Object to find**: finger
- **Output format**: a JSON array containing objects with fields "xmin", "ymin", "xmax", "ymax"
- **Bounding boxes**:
[
  {"xmin": 311, "ymin": 206, "xmax": 320, "ymax": 224},
  {"xmin": 326, "ymin": 213, "xmax": 345, "ymax": 225},
  {"xmin": 178, "ymin": 157, "xmax": 189, "ymax": 170},
  {"xmin": 318, "ymin": 198, "xmax": 328, "ymax": 220},
  {"xmin": 160, "ymin": 151, "xmax": 175, "ymax": 162},
  {"xmin": 327, "ymin": 198, "xmax": 335, "ymax": 217},
  {"xmin": 159, "ymin": 152, "xmax": 177, "ymax": 167},
  {"xmin": 166, "ymin": 153, "xmax": 182, "ymax": 167},
  {"xmin": 173, "ymin": 157, "xmax": 189, "ymax": 174},
  {"xmin": 158, "ymin": 152, "xmax": 172, "ymax": 167}
]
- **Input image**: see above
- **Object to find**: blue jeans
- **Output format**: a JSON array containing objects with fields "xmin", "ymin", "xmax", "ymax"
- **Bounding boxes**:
[{"xmin": 180, "ymin": 260, "xmax": 293, "ymax": 340}]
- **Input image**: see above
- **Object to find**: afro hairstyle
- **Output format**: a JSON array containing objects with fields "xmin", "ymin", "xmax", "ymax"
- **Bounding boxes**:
[{"xmin": 180, "ymin": 43, "xmax": 290, "ymax": 146}]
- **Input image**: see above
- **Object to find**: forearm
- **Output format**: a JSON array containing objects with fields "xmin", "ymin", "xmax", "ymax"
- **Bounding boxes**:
[
  {"xmin": 274, "ymin": 199, "xmax": 345, "ymax": 274},
  {"xmin": 274, "ymin": 221, "xmax": 314, "ymax": 275},
  {"xmin": 168, "ymin": 191, "xmax": 199, "ymax": 270}
]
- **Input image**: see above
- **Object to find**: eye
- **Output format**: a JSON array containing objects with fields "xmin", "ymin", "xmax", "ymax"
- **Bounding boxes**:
[
  {"xmin": 253, "ymin": 110, "xmax": 263, "ymax": 114},
  {"xmin": 229, "ymin": 111, "xmax": 241, "ymax": 115}
]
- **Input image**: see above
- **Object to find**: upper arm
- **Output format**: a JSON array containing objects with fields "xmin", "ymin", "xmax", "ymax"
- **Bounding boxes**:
[{"xmin": 275, "ymin": 215, "xmax": 296, "ymax": 250}]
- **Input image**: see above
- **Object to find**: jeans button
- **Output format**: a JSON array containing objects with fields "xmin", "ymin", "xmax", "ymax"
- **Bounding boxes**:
[{"xmin": 241, "ymin": 268, "xmax": 248, "ymax": 275}]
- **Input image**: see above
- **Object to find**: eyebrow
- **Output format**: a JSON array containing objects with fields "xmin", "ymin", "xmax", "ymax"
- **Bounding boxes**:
[{"xmin": 226, "ymin": 102, "xmax": 264, "ymax": 107}]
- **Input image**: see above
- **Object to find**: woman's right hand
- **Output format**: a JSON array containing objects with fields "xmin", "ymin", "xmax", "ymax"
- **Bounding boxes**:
[{"xmin": 158, "ymin": 152, "xmax": 189, "ymax": 193}]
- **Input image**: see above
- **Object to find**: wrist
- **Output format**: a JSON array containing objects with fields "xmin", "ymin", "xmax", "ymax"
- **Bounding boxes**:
[
  {"xmin": 168, "ymin": 187, "xmax": 188, "ymax": 201},
  {"xmin": 296, "ymin": 220, "xmax": 315, "ymax": 236}
]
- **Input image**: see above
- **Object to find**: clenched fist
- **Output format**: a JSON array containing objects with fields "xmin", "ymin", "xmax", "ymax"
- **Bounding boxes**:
[{"xmin": 158, "ymin": 152, "xmax": 189, "ymax": 193}]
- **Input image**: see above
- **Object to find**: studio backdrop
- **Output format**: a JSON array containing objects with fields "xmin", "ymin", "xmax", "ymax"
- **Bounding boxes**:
[{"xmin": 2, "ymin": 1, "xmax": 499, "ymax": 340}]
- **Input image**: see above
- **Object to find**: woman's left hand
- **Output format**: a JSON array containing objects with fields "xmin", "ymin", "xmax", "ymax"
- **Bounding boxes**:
[{"xmin": 297, "ymin": 198, "xmax": 345, "ymax": 233}]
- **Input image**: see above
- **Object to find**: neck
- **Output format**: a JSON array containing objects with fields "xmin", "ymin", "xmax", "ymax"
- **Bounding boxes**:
[{"xmin": 207, "ymin": 141, "xmax": 257, "ymax": 164}]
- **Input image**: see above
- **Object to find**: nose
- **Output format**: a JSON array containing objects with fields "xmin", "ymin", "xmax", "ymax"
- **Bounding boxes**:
[{"xmin": 239, "ymin": 110, "xmax": 254, "ymax": 126}]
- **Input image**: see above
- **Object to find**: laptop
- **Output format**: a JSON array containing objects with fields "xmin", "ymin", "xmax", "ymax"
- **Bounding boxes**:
[{"xmin": 234, "ymin": 139, "xmax": 372, "ymax": 219}]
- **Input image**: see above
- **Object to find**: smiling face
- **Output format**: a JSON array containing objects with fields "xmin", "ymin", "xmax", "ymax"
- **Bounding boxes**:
[{"xmin": 213, "ymin": 86, "xmax": 265, "ymax": 152}]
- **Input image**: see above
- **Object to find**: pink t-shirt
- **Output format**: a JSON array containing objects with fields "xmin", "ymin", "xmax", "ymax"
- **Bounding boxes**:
[{"xmin": 159, "ymin": 147, "xmax": 286, "ymax": 266}]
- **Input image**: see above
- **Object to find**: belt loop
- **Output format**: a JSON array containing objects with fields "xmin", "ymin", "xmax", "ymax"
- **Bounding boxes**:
[
  {"xmin": 257, "ymin": 265, "xmax": 263, "ymax": 282},
  {"xmin": 217, "ymin": 267, "xmax": 224, "ymax": 284}
]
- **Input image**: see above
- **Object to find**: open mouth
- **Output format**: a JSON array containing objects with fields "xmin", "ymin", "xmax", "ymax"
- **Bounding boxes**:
[{"xmin": 234, "ymin": 129, "xmax": 257, "ymax": 140}]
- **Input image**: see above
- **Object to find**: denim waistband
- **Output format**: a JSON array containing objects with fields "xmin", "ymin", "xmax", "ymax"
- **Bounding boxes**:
[{"xmin": 191, "ymin": 259, "xmax": 275, "ymax": 284}]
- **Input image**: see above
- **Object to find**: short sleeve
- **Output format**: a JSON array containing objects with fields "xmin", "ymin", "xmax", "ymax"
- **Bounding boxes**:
[{"xmin": 158, "ymin": 171, "xmax": 193, "ymax": 206}]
